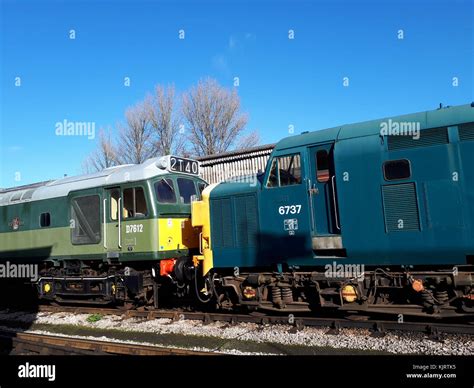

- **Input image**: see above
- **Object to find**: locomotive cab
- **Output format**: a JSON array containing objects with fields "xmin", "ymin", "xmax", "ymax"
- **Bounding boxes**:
[
  {"xmin": 259, "ymin": 140, "xmax": 345, "ymax": 260},
  {"xmin": 30, "ymin": 155, "xmax": 207, "ymax": 306}
]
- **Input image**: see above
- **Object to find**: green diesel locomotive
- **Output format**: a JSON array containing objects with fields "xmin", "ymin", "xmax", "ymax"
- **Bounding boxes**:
[{"xmin": 0, "ymin": 155, "xmax": 205, "ymax": 306}]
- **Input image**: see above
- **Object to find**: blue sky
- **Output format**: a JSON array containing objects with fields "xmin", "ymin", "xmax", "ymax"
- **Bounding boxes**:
[{"xmin": 1, "ymin": 0, "xmax": 472, "ymax": 188}]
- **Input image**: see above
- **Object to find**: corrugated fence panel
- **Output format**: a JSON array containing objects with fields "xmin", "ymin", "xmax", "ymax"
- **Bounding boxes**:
[{"xmin": 199, "ymin": 147, "xmax": 273, "ymax": 184}]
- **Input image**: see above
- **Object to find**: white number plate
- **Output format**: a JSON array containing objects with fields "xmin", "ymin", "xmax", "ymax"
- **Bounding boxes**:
[
  {"xmin": 278, "ymin": 205, "xmax": 302, "ymax": 215},
  {"xmin": 126, "ymin": 224, "xmax": 144, "ymax": 233}
]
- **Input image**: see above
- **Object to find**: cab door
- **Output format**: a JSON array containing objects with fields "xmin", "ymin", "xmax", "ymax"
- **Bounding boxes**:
[
  {"xmin": 104, "ymin": 187, "xmax": 122, "ymax": 256},
  {"xmin": 259, "ymin": 152, "xmax": 312, "ymax": 262},
  {"xmin": 308, "ymin": 143, "xmax": 344, "ymax": 253}
]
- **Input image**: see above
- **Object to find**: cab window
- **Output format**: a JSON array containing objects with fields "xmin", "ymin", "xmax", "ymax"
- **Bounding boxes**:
[
  {"xmin": 123, "ymin": 187, "xmax": 148, "ymax": 218},
  {"xmin": 266, "ymin": 159, "xmax": 278, "ymax": 187},
  {"xmin": 177, "ymin": 178, "xmax": 197, "ymax": 203},
  {"xmin": 316, "ymin": 150, "xmax": 330, "ymax": 182},
  {"xmin": 266, "ymin": 154, "xmax": 302, "ymax": 187},
  {"xmin": 110, "ymin": 189, "xmax": 120, "ymax": 221},
  {"xmin": 155, "ymin": 178, "xmax": 176, "ymax": 203}
]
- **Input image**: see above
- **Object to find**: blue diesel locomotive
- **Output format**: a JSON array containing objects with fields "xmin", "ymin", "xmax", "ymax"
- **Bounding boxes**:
[{"xmin": 191, "ymin": 103, "xmax": 474, "ymax": 318}]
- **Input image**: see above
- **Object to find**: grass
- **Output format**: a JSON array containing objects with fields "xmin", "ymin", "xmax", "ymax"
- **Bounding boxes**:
[{"xmin": 86, "ymin": 314, "xmax": 103, "ymax": 323}]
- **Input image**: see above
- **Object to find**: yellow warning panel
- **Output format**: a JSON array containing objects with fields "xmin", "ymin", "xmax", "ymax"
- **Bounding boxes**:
[
  {"xmin": 158, "ymin": 218, "xmax": 199, "ymax": 251},
  {"xmin": 191, "ymin": 184, "xmax": 216, "ymax": 275}
]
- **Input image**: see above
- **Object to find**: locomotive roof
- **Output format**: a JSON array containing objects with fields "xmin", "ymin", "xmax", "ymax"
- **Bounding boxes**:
[
  {"xmin": 0, "ymin": 157, "xmax": 172, "ymax": 206},
  {"xmin": 275, "ymin": 103, "xmax": 474, "ymax": 151}
]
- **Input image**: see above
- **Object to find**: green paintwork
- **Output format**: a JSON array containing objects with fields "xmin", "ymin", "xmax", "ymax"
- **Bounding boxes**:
[
  {"xmin": 0, "ymin": 220, "xmax": 191, "ymax": 262},
  {"xmin": 0, "ymin": 173, "xmax": 206, "ymax": 264}
]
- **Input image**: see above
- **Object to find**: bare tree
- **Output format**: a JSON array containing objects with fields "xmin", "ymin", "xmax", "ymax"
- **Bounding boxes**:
[
  {"xmin": 83, "ymin": 79, "xmax": 256, "ymax": 172},
  {"xmin": 182, "ymin": 78, "xmax": 249, "ymax": 156},
  {"xmin": 147, "ymin": 85, "xmax": 185, "ymax": 156},
  {"xmin": 116, "ymin": 101, "xmax": 155, "ymax": 164},
  {"xmin": 236, "ymin": 130, "xmax": 261, "ymax": 150},
  {"xmin": 82, "ymin": 128, "xmax": 118, "ymax": 173}
]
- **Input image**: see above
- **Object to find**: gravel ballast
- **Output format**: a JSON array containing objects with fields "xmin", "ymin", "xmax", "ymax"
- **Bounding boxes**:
[{"xmin": 0, "ymin": 310, "xmax": 471, "ymax": 355}]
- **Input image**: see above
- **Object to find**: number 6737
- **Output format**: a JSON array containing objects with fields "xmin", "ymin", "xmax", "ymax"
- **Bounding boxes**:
[{"xmin": 278, "ymin": 205, "xmax": 302, "ymax": 215}]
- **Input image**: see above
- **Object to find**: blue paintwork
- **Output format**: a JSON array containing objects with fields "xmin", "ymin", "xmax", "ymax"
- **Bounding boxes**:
[{"xmin": 209, "ymin": 104, "xmax": 474, "ymax": 269}]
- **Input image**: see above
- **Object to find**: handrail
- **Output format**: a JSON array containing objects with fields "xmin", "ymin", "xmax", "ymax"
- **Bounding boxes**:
[
  {"xmin": 307, "ymin": 178, "xmax": 315, "ymax": 232},
  {"xmin": 199, "ymin": 232, "xmax": 203, "ymax": 254},
  {"xmin": 103, "ymin": 198, "xmax": 107, "ymax": 249},
  {"xmin": 118, "ymin": 197, "xmax": 122, "ymax": 249},
  {"xmin": 331, "ymin": 175, "xmax": 341, "ymax": 230}
]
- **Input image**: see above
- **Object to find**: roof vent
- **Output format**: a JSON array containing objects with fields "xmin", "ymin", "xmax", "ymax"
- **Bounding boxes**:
[
  {"xmin": 459, "ymin": 122, "xmax": 474, "ymax": 141},
  {"xmin": 388, "ymin": 127, "xmax": 448, "ymax": 151}
]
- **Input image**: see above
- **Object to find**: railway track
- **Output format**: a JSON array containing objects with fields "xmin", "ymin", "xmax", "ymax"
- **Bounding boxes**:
[
  {"xmin": 0, "ymin": 329, "xmax": 215, "ymax": 355},
  {"xmin": 35, "ymin": 305, "xmax": 474, "ymax": 337}
]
